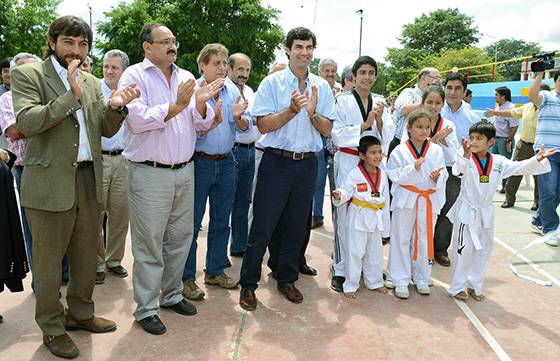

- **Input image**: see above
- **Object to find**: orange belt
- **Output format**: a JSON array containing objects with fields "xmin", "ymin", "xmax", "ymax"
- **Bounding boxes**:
[{"xmin": 402, "ymin": 185, "xmax": 436, "ymax": 261}]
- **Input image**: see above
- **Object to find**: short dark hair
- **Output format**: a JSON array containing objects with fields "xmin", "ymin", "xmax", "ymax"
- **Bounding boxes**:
[
  {"xmin": 46, "ymin": 16, "xmax": 92, "ymax": 58},
  {"xmin": 553, "ymin": 71, "xmax": 560, "ymax": 82},
  {"xmin": 495, "ymin": 86, "xmax": 511, "ymax": 102},
  {"xmin": 358, "ymin": 135, "xmax": 381, "ymax": 154},
  {"xmin": 284, "ymin": 27, "xmax": 316, "ymax": 50},
  {"xmin": 407, "ymin": 108, "xmax": 431, "ymax": 127},
  {"xmin": 351, "ymin": 56, "xmax": 377, "ymax": 77},
  {"xmin": 469, "ymin": 120, "xmax": 496, "ymax": 140},
  {"xmin": 444, "ymin": 72, "xmax": 468, "ymax": 90},
  {"xmin": 422, "ymin": 85, "xmax": 445, "ymax": 103},
  {"xmin": 0, "ymin": 57, "xmax": 12, "ymax": 71},
  {"xmin": 139, "ymin": 23, "xmax": 166, "ymax": 55},
  {"xmin": 540, "ymin": 84, "xmax": 551, "ymax": 91}
]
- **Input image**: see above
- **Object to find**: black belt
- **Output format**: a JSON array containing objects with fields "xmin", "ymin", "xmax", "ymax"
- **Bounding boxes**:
[
  {"xmin": 14, "ymin": 165, "xmax": 23, "ymax": 171},
  {"xmin": 266, "ymin": 147, "xmax": 315, "ymax": 160},
  {"xmin": 234, "ymin": 142, "xmax": 255, "ymax": 149},
  {"xmin": 136, "ymin": 159, "xmax": 192, "ymax": 169},
  {"xmin": 102, "ymin": 149, "xmax": 124, "ymax": 156},
  {"xmin": 194, "ymin": 151, "xmax": 230, "ymax": 161},
  {"xmin": 75, "ymin": 161, "xmax": 93, "ymax": 168},
  {"xmin": 256, "ymin": 147, "xmax": 265, "ymax": 152}
]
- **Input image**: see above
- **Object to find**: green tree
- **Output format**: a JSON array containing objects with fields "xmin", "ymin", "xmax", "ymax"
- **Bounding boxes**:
[
  {"xmin": 421, "ymin": 47, "xmax": 504, "ymax": 84},
  {"xmin": 385, "ymin": 8, "xmax": 480, "ymax": 94},
  {"xmin": 484, "ymin": 38, "xmax": 541, "ymax": 80},
  {"xmin": 0, "ymin": 0, "xmax": 61, "ymax": 59},
  {"xmin": 96, "ymin": 0, "xmax": 284, "ymax": 88}
]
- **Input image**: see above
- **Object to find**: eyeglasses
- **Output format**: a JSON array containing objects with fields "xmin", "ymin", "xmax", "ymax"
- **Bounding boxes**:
[
  {"xmin": 150, "ymin": 39, "xmax": 180, "ymax": 48},
  {"xmin": 425, "ymin": 75, "xmax": 441, "ymax": 81}
]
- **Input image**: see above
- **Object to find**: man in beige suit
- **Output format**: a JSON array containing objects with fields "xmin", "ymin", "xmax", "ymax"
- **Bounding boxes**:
[{"xmin": 11, "ymin": 16, "xmax": 140, "ymax": 359}]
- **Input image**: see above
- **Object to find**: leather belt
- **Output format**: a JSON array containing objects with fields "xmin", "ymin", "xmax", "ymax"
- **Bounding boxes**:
[
  {"xmin": 136, "ymin": 159, "xmax": 192, "ymax": 169},
  {"xmin": 75, "ymin": 161, "xmax": 93, "ymax": 168},
  {"xmin": 256, "ymin": 147, "xmax": 265, "ymax": 152},
  {"xmin": 102, "ymin": 149, "xmax": 124, "ymax": 156},
  {"xmin": 265, "ymin": 147, "xmax": 315, "ymax": 160},
  {"xmin": 194, "ymin": 151, "xmax": 230, "ymax": 161},
  {"xmin": 234, "ymin": 142, "xmax": 255, "ymax": 149}
]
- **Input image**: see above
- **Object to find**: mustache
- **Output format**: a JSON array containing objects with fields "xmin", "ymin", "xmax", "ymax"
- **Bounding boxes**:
[
  {"xmin": 167, "ymin": 50, "xmax": 177, "ymax": 55},
  {"xmin": 237, "ymin": 76, "xmax": 248, "ymax": 81}
]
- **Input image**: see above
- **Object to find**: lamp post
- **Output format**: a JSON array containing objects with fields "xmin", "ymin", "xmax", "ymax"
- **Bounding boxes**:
[
  {"xmin": 481, "ymin": 33, "xmax": 499, "ymax": 81},
  {"xmin": 356, "ymin": 9, "xmax": 363, "ymax": 56},
  {"xmin": 88, "ymin": 2, "xmax": 93, "ymax": 29}
]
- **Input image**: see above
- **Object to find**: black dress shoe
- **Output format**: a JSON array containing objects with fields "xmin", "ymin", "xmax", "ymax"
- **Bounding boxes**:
[
  {"xmin": 107, "ymin": 265, "xmax": 128, "ymax": 278},
  {"xmin": 161, "ymin": 299, "xmax": 197, "ymax": 316},
  {"xmin": 501, "ymin": 201, "xmax": 514, "ymax": 208},
  {"xmin": 531, "ymin": 203, "xmax": 538, "ymax": 211},
  {"xmin": 330, "ymin": 276, "xmax": 344, "ymax": 292},
  {"xmin": 230, "ymin": 251, "xmax": 244, "ymax": 258},
  {"xmin": 240, "ymin": 287, "xmax": 257, "ymax": 311},
  {"xmin": 299, "ymin": 264, "xmax": 317, "ymax": 276},
  {"xmin": 277, "ymin": 285, "xmax": 303, "ymax": 303},
  {"xmin": 138, "ymin": 315, "xmax": 166, "ymax": 335},
  {"xmin": 310, "ymin": 218, "xmax": 324, "ymax": 229},
  {"xmin": 95, "ymin": 272, "xmax": 105, "ymax": 284}
]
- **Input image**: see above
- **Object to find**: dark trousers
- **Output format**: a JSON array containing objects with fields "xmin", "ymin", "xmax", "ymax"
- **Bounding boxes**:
[
  {"xmin": 268, "ymin": 207, "xmax": 312, "ymax": 272},
  {"xmin": 505, "ymin": 139, "xmax": 539, "ymax": 205},
  {"xmin": 240, "ymin": 151, "xmax": 317, "ymax": 291},
  {"xmin": 387, "ymin": 136, "xmax": 401, "ymax": 159},
  {"xmin": 434, "ymin": 169, "xmax": 461, "ymax": 257}
]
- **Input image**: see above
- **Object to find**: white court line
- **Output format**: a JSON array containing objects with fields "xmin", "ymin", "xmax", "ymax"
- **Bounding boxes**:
[
  {"xmin": 494, "ymin": 237, "xmax": 560, "ymax": 287},
  {"xmin": 312, "ymin": 229, "xmax": 513, "ymax": 361}
]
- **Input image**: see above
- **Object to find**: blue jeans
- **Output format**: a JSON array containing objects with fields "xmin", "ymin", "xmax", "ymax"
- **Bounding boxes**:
[
  {"xmin": 14, "ymin": 167, "xmax": 68, "ymax": 281},
  {"xmin": 534, "ymin": 153, "xmax": 560, "ymax": 233},
  {"xmin": 183, "ymin": 154, "xmax": 236, "ymax": 279},
  {"xmin": 230, "ymin": 144, "xmax": 255, "ymax": 254},
  {"xmin": 312, "ymin": 148, "xmax": 328, "ymax": 221}
]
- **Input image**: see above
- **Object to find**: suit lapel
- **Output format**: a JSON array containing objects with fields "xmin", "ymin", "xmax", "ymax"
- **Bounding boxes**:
[{"xmin": 43, "ymin": 58, "xmax": 67, "ymax": 97}]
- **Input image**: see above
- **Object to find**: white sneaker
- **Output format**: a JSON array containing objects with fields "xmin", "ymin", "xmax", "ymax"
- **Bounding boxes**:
[
  {"xmin": 384, "ymin": 279, "xmax": 395, "ymax": 289},
  {"xmin": 545, "ymin": 234, "xmax": 559, "ymax": 247},
  {"xmin": 530, "ymin": 223, "xmax": 545, "ymax": 236},
  {"xmin": 416, "ymin": 285, "xmax": 430, "ymax": 295},
  {"xmin": 428, "ymin": 278, "xmax": 434, "ymax": 287},
  {"xmin": 395, "ymin": 286, "xmax": 409, "ymax": 299}
]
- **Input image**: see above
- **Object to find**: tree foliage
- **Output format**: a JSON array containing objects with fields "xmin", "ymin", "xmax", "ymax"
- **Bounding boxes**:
[
  {"xmin": 96, "ymin": 0, "xmax": 284, "ymax": 88},
  {"xmin": 484, "ymin": 38, "xmax": 541, "ymax": 80},
  {"xmin": 0, "ymin": 0, "xmax": 61, "ymax": 59}
]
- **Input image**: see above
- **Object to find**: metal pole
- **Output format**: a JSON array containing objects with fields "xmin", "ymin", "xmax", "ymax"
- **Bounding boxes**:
[
  {"xmin": 88, "ymin": 2, "xmax": 93, "ymax": 29},
  {"xmin": 357, "ymin": 9, "xmax": 363, "ymax": 56}
]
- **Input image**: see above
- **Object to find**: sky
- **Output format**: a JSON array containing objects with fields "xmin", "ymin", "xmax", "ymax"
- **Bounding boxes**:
[{"xmin": 59, "ymin": 0, "xmax": 560, "ymax": 71}]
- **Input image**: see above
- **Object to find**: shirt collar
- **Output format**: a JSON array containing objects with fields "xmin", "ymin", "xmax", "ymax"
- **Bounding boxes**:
[
  {"xmin": 141, "ymin": 57, "xmax": 178, "ymax": 73},
  {"xmin": 50, "ymin": 55, "xmax": 68, "ymax": 78},
  {"xmin": 444, "ymin": 100, "xmax": 465, "ymax": 114},
  {"xmin": 284, "ymin": 66, "xmax": 310, "ymax": 89}
]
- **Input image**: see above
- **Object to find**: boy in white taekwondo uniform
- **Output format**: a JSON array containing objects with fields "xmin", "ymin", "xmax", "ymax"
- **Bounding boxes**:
[
  {"xmin": 448, "ymin": 121, "xmax": 555, "ymax": 301},
  {"xmin": 332, "ymin": 136, "xmax": 390, "ymax": 298},
  {"xmin": 330, "ymin": 56, "xmax": 393, "ymax": 291},
  {"xmin": 386, "ymin": 109, "xmax": 447, "ymax": 299}
]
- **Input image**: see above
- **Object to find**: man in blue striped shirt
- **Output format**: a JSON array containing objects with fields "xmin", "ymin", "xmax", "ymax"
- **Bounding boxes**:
[{"xmin": 529, "ymin": 70, "xmax": 560, "ymax": 245}]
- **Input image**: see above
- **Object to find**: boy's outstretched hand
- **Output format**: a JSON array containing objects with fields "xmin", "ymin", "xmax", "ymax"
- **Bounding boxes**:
[
  {"xmin": 461, "ymin": 138, "xmax": 472, "ymax": 159},
  {"xmin": 536, "ymin": 144, "xmax": 557, "ymax": 161}
]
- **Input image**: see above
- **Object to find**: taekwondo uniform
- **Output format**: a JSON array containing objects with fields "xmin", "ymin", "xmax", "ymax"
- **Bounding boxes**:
[
  {"xmin": 331, "ymin": 90, "xmax": 393, "ymax": 278},
  {"xmin": 448, "ymin": 151, "xmax": 551, "ymax": 297},
  {"xmin": 333, "ymin": 163, "xmax": 391, "ymax": 293},
  {"xmin": 386, "ymin": 140, "xmax": 447, "ymax": 289}
]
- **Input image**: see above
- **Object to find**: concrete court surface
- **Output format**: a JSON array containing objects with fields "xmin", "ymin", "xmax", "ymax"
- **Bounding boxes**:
[{"xmin": 1, "ymin": 181, "xmax": 559, "ymax": 361}]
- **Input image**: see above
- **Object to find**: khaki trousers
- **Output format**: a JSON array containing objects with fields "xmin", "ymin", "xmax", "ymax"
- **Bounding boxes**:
[
  {"xmin": 97, "ymin": 154, "xmax": 129, "ymax": 271},
  {"xmin": 26, "ymin": 165, "xmax": 101, "ymax": 336}
]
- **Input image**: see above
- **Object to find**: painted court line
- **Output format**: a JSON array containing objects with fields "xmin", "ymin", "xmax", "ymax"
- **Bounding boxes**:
[
  {"xmin": 494, "ymin": 237, "xmax": 560, "ymax": 287},
  {"xmin": 312, "ymin": 229, "xmax": 513, "ymax": 361}
]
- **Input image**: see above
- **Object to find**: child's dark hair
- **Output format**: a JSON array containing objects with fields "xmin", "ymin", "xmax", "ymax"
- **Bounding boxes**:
[
  {"xmin": 358, "ymin": 135, "xmax": 381, "ymax": 154},
  {"xmin": 469, "ymin": 120, "xmax": 496, "ymax": 140},
  {"xmin": 421, "ymin": 85, "xmax": 445, "ymax": 103},
  {"xmin": 407, "ymin": 108, "xmax": 431, "ymax": 127}
]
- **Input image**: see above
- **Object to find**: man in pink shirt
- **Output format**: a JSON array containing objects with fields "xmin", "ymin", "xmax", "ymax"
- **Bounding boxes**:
[{"xmin": 118, "ymin": 23, "xmax": 223, "ymax": 335}]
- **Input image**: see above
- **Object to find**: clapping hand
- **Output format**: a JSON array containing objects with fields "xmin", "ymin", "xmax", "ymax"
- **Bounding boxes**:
[
  {"xmin": 175, "ymin": 79, "xmax": 196, "ymax": 109},
  {"xmin": 289, "ymin": 90, "xmax": 307, "ymax": 114},
  {"xmin": 536, "ymin": 144, "xmax": 557, "ymax": 161},
  {"xmin": 305, "ymin": 86, "xmax": 318, "ymax": 116},
  {"xmin": 232, "ymin": 96, "xmax": 248, "ymax": 120},
  {"xmin": 68, "ymin": 59, "xmax": 84, "ymax": 100},
  {"xmin": 430, "ymin": 167, "xmax": 444, "ymax": 183},
  {"xmin": 431, "ymin": 126, "xmax": 453, "ymax": 144},
  {"xmin": 461, "ymin": 138, "xmax": 472, "ymax": 159},
  {"xmin": 373, "ymin": 101, "xmax": 384, "ymax": 124},
  {"xmin": 0, "ymin": 149, "xmax": 9, "ymax": 163},
  {"xmin": 195, "ymin": 78, "xmax": 224, "ymax": 105},
  {"xmin": 414, "ymin": 157, "xmax": 426, "ymax": 171},
  {"xmin": 109, "ymin": 83, "xmax": 141, "ymax": 109}
]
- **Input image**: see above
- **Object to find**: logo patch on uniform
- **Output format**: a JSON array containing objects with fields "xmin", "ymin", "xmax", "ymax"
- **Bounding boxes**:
[{"xmin": 356, "ymin": 183, "xmax": 368, "ymax": 192}]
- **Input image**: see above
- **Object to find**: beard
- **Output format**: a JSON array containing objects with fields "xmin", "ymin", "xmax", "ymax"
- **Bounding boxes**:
[{"xmin": 52, "ymin": 51, "xmax": 83, "ymax": 69}]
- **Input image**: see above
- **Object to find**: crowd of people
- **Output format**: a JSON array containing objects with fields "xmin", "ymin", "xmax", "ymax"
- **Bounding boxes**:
[{"xmin": 1, "ymin": 15, "xmax": 559, "ymax": 360}]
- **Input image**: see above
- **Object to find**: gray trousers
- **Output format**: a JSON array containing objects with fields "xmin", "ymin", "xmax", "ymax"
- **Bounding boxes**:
[
  {"xmin": 434, "ymin": 170, "xmax": 461, "ymax": 257},
  {"xmin": 97, "ymin": 154, "xmax": 129, "ymax": 271},
  {"xmin": 128, "ymin": 161, "xmax": 194, "ymax": 321}
]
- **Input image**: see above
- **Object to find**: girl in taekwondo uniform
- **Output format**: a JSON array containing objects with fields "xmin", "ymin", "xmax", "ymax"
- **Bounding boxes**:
[
  {"xmin": 386, "ymin": 109, "xmax": 447, "ymax": 299},
  {"xmin": 448, "ymin": 121, "xmax": 555, "ymax": 301}
]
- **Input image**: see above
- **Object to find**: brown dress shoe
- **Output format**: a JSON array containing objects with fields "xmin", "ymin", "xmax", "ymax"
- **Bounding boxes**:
[
  {"xmin": 64, "ymin": 315, "xmax": 117, "ymax": 333},
  {"xmin": 277, "ymin": 285, "xmax": 303, "ymax": 304},
  {"xmin": 239, "ymin": 287, "xmax": 257, "ymax": 311},
  {"xmin": 435, "ymin": 254, "xmax": 451, "ymax": 267},
  {"xmin": 43, "ymin": 333, "xmax": 80, "ymax": 359}
]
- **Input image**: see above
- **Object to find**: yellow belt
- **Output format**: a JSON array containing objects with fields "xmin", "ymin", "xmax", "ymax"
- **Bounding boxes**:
[{"xmin": 351, "ymin": 198, "xmax": 384, "ymax": 211}]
